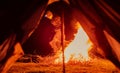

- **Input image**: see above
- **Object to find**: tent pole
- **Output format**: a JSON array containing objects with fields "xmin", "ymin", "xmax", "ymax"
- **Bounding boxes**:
[{"xmin": 61, "ymin": 11, "xmax": 65, "ymax": 73}]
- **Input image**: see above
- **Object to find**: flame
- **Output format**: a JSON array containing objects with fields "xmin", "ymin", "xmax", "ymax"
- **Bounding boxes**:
[{"xmin": 54, "ymin": 22, "xmax": 93, "ymax": 63}]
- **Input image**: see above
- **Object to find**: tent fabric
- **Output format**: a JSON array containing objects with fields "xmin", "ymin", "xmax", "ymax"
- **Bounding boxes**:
[
  {"xmin": 0, "ymin": 0, "xmax": 48, "ymax": 72},
  {"xmin": 0, "ymin": 0, "xmax": 120, "ymax": 72},
  {"xmin": 0, "ymin": 34, "xmax": 16, "ymax": 62},
  {"xmin": 104, "ymin": 30, "xmax": 120, "ymax": 62},
  {"xmin": 68, "ymin": 0, "xmax": 120, "ymax": 68}
]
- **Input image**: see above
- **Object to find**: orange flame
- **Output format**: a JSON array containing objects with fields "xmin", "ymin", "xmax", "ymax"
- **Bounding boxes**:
[{"xmin": 54, "ymin": 22, "xmax": 93, "ymax": 63}]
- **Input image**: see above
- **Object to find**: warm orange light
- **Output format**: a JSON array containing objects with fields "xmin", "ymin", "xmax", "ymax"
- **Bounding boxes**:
[
  {"xmin": 45, "ymin": 11, "xmax": 53, "ymax": 20},
  {"xmin": 54, "ymin": 22, "xmax": 93, "ymax": 63}
]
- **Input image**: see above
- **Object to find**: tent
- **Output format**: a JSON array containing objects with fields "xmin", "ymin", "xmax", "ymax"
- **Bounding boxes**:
[{"xmin": 0, "ymin": 0, "xmax": 120, "ymax": 72}]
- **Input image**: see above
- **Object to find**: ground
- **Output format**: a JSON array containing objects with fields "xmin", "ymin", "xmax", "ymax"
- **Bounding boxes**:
[{"xmin": 8, "ymin": 58, "xmax": 120, "ymax": 73}]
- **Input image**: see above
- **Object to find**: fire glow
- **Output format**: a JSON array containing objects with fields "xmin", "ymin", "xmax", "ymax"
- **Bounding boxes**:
[{"xmin": 54, "ymin": 22, "xmax": 93, "ymax": 63}]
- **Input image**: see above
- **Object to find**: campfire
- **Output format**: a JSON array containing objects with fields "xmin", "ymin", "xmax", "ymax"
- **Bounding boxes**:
[
  {"xmin": 1, "ymin": 0, "xmax": 120, "ymax": 73},
  {"xmin": 49, "ymin": 20, "xmax": 93, "ymax": 64}
]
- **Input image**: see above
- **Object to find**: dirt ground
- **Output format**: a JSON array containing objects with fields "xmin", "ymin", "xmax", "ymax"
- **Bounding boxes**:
[{"xmin": 8, "ymin": 58, "xmax": 120, "ymax": 73}]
